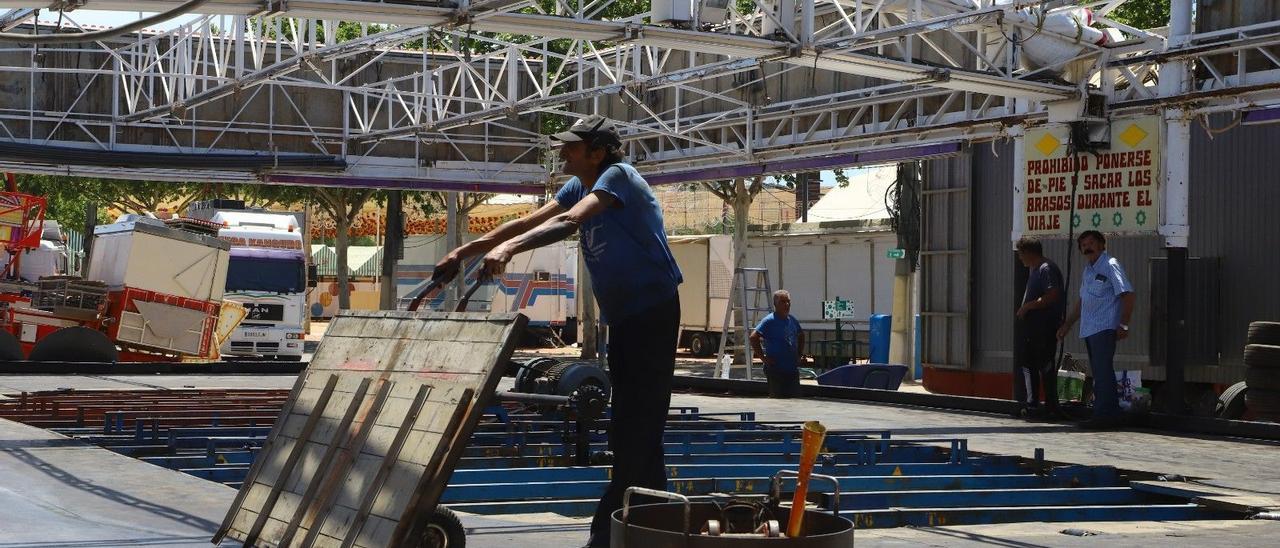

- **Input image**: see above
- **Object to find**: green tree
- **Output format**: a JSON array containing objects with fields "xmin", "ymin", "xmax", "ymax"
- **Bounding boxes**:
[
  {"xmin": 312, "ymin": 187, "xmax": 377, "ymax": 310},
  {"xmin": 16, "ymin": 175, "xmax": 203, "ymax": 224},
  {"xmin": 1108, "ymin": 0, "xmax": 1171, "ymax": 29},
  {"xmin": 199, "ymin": 183, "xmax": 314, "ymax": 211},
  {"xmin": 14, "ymin": 175, "xmax": 105, "ymax": 231}
]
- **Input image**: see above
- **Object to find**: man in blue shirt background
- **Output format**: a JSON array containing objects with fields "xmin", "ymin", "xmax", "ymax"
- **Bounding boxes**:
[
  {"xmin": 750, "ymin": 290, "xmax": 805, "ymax": 398},
  {"xmin": 432, "ymin": 115, "xmax": 682, "ymax": 547},
  {"xmin": 1057, "ymin": 230, "xmax": 1136, "ymax": 429}
]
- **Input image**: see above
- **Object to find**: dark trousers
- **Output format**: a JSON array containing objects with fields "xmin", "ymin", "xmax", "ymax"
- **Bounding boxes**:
[
  {"xmin": 588, "ymin": 294, "xmax": 680, "ymax": 547},
  {"xmin": 1015, "ymin": 328, "xmax": 1060, "ymax": 410},
  {"xmin": 763, "ymin": 366, "xmax": 800, "ymax": 398},
  {"xmin": 1085, "ymin": 329, "xmax": 1121, "ymax": 418}
]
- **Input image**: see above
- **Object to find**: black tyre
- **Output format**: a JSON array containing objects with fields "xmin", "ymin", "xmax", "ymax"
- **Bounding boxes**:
[
  {"xmin": 1243, "ymin": 344, "xmax": 1280, "ymax": 370},
  {"xmin": 1245, "ymin": 388, "xmax": 1280, "ymax": 419},
  {"xmin": 418, "ymin": 506, "xmax": 465, "ymax": 548},
  {"xmin": 0, "ymin": 329, "xmax": 23, "ymax": 361},
  {"xmin": 1247, "ymin": 321, "xmax": 1280, "ymax": 346},
  {"xmin": 28, "ymin": 326, "xmax": 118, "ymax": 363},
  {"xmin": 1215, "ymin": 381, "xmax": 1249, "ymax": 420},
  {"xmin": 1245, "ymin": 368, "xmax": 1280, "ymax": 391}
]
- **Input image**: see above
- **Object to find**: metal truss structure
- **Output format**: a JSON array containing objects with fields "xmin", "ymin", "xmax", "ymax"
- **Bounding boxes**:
[{"xmin": 0, "ymin": 0, "xmax": 1275, "ymax": 190}]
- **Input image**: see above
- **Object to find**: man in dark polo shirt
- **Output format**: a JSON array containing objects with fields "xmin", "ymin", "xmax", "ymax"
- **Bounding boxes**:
[{"xmin": 1015, "ymin": 236, "xmax": 1065, "ymax": 419}]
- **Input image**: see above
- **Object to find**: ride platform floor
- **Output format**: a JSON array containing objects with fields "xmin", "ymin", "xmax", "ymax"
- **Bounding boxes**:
[{"xmin": 0, "ymin": 374, "xmax": 1275, "ymax": 547}]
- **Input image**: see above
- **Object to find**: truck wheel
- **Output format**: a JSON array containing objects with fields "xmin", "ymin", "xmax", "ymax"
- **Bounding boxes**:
[
  {"xmin": 28, "ymin": 327, "xmax": 118, "ymax": 363},
  {"xmin": 1245, "ymin": 388, "xmax": 1280, "ymax": 420},
  {"xmin": 418, "ymin": 506, "xmax": 465, "ymax": 548},
  {"xmin": 689, "ymin": 333, "xmax": 713, "ymax": 357},
  {"xmin": 1243, "ymin": 344, "xmax": 1280, "ymax": 369}
]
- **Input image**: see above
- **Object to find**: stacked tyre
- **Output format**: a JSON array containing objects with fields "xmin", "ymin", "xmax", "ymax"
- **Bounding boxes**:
[{"xmin": 1244, "ymin": 321, "xmax": 1280, "ymax": 421}]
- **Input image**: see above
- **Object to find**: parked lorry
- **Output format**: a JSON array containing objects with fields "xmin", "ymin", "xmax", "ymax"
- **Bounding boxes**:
[
  {"xmin": 669, "ymin": 235, "xmax": 734, "ymax": 356},
  {"xmin": 490, "ymin": 241, "xmax": 577, "ymax": 343},
  {"xmin": 0, "ymin": 192, "xmax": 238, "ymax": 363},
  {"xmin": 188, "ymin": 202, "xmax": 312, "ymax": 361}
]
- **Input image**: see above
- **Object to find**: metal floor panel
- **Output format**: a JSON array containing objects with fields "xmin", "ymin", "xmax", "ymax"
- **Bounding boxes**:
[{"xmin": 4, "ymin": 388, "xmax": 1260, "ymax": 535}]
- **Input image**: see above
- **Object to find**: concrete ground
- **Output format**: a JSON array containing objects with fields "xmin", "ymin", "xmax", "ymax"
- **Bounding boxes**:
[
  {"xmin": 0, "ymin": 415, "xmax": 239, "ymax": 547},
  {"xmin": 0, "ymin": 371, "xmax": 1277, "ymax": 547}
]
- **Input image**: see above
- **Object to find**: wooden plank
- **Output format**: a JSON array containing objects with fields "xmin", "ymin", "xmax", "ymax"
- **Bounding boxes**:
[
  {"xmin": 388, "ymin": 315, "xmax": 522, "ymax": 545},
  {"xmin": 242, "ymin": 373, "xmax": 340, "ymax": 547},
  {"xmin": 1194, "ymin": 495, "xmax": 1280, "ymax": 513},
  {"xmin": 340, "ymin": 383, "xmax": 436, "ymax": 548},
  {"xmin": 274, "ymin": 376, "xmax": 373, "ymax": 547},
  {"xmin": 293, "ymin": 379, "xmax": 397, "ymax": 548}
]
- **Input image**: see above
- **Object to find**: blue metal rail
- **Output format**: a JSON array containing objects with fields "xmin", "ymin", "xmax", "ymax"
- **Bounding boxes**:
[{"xmin": 51, "ymin": 402, "xmax": 1248, "ymax": 530}]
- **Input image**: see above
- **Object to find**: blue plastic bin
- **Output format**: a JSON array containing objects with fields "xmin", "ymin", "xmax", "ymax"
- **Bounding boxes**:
[{"xmin": 869, "ymin": 313, "xmax": 891, "ymax": 365}]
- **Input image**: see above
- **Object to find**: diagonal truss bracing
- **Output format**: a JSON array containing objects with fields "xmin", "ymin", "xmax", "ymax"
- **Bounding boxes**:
[{"xmin": 0, "ymin": 0, "xmax": 1273, "ymax": 186}]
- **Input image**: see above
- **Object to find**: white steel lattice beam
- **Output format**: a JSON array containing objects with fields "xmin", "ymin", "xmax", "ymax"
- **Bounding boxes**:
[{"xmin": 0, "ymin": 0, "xmax": 1276, "ymax": 186}]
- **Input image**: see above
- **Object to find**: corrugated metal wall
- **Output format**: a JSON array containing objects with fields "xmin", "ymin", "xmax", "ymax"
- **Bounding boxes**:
[
  {"xmin": 971, "ymin": 141, "xmax": 1014, "ymax": 370},
  {"xmin": 961, "ymin": 115, "xmax": 1280, "ymax": 385},
  {"xmin": 921, "ymin": 153, "xmax": 973, "ymax": 369},
  {"xmin": 1188, "ymin": 115, "xmax": 1280, "ymax": 376}
]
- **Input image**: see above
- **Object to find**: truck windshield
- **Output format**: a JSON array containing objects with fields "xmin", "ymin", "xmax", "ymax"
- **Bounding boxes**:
[{"xmin": 226, "ymin": 256, "xmax": 305, "ymax": 293}]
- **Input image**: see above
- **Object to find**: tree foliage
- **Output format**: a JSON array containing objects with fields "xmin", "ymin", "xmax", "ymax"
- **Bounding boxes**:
[
  {"xmin": 16, "ymin": 175, "xmax": 204, "ymax": 227},
  {"xmin": 1108, "ymin": 0, "xmax": 1171, "ymax": 30},
  {"xmin": 312, "ymin": 187, "xmax": 377, "ymax": 309}
]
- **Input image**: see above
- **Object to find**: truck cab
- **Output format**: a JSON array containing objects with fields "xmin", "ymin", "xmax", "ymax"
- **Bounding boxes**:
[{"xmin": 212, "ymin": 211, "xmax": 309, "ymax": 361}]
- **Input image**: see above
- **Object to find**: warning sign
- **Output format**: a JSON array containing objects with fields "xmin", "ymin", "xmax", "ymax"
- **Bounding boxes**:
[{"xmin": 1022, "ymin": 116, "xmax": 1162, "ymax": 236}]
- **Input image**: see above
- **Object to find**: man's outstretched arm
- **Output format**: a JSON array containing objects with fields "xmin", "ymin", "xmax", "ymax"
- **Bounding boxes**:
[
  {"xmin": 433, "ymin": 200, "xmax": 564, "ymax": 282},
  {"xmin": 482, "ymin": 190, "xmax": 616, "ymax": 276}
]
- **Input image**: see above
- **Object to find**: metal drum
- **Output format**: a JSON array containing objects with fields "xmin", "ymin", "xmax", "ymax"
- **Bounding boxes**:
[{"xmin": 610, "ymin": 476, "xmax": 854, "ymax": 548}]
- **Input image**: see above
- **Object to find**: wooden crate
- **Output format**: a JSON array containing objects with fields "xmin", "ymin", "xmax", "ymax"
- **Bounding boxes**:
[{"xmin": 214, "ymin": 310, "xmax": 527, "ymax": 548}]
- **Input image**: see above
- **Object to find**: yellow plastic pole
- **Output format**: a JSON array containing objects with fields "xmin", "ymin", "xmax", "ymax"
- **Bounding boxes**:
[{"xmin": 786, "ymin": 420, "xmax": 827, "ymax": 538}]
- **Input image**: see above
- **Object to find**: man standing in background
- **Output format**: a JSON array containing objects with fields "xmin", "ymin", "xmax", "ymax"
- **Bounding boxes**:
[
  {"xmin": 1014, "ymin": 236, "xmax": 1065, "ymax": 419},
  {"xmin": 750, "ymin": 290, "xmax": 805, "ymax": 398},
  {"xmin": 1058, "ymin": 230, "xmax": 1136, "ymax": 429}
]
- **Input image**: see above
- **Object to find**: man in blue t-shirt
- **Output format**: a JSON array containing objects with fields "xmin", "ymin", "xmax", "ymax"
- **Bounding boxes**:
[
  {"xmin": 432, "ymin": 115, "xmax": 682, "ymax": 548},
  {"xmin": 750, "ymin": 290, "xmax": 805, "ymax": 398},
  {"xmin": 1014, "ymin": 236, "xmax": 1065, "ymax": 419}
]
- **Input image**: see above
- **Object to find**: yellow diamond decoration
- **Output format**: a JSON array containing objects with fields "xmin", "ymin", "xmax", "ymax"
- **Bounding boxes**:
[
  {"xmin": 1119, "ymin": 124, "xmax": 1148, "ymax": 148},
  {"xmin": 1034, "ymin": 133, "xmax": 1061, "ymax": 157}
]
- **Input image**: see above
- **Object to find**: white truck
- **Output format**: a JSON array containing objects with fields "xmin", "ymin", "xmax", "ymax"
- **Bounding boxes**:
[
  {"xmin": 669, "ymin": 235, "xmax": 735, "ymax": 356},
  {"xmin": 191, "ymin": 205, "xmax": 312, "ymax": 361}
]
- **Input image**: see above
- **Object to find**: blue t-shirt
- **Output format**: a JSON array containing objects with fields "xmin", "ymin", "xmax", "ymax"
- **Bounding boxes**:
[
  {"xmin": 754, "ymin": 313, "xmax": 803, "ymax": 372},
  {"xmin": 555, "ymin": 163, "xmax": 682, "ymax": 323},
  {"xmin": 1079, "ymin": 251, "xmax": 1134, "ymax": 338}
]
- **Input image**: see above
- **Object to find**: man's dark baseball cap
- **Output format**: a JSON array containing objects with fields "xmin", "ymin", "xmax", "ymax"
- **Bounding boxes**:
[{"xmin": 551, "ymin": 115, "xmax": 622, "ymax": 147}]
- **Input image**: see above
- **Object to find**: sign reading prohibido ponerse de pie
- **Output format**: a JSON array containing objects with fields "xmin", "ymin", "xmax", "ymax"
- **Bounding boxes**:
[{"xmin": 1022, "ymin": 115, "xmax": 1162, "ymax": 236}]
